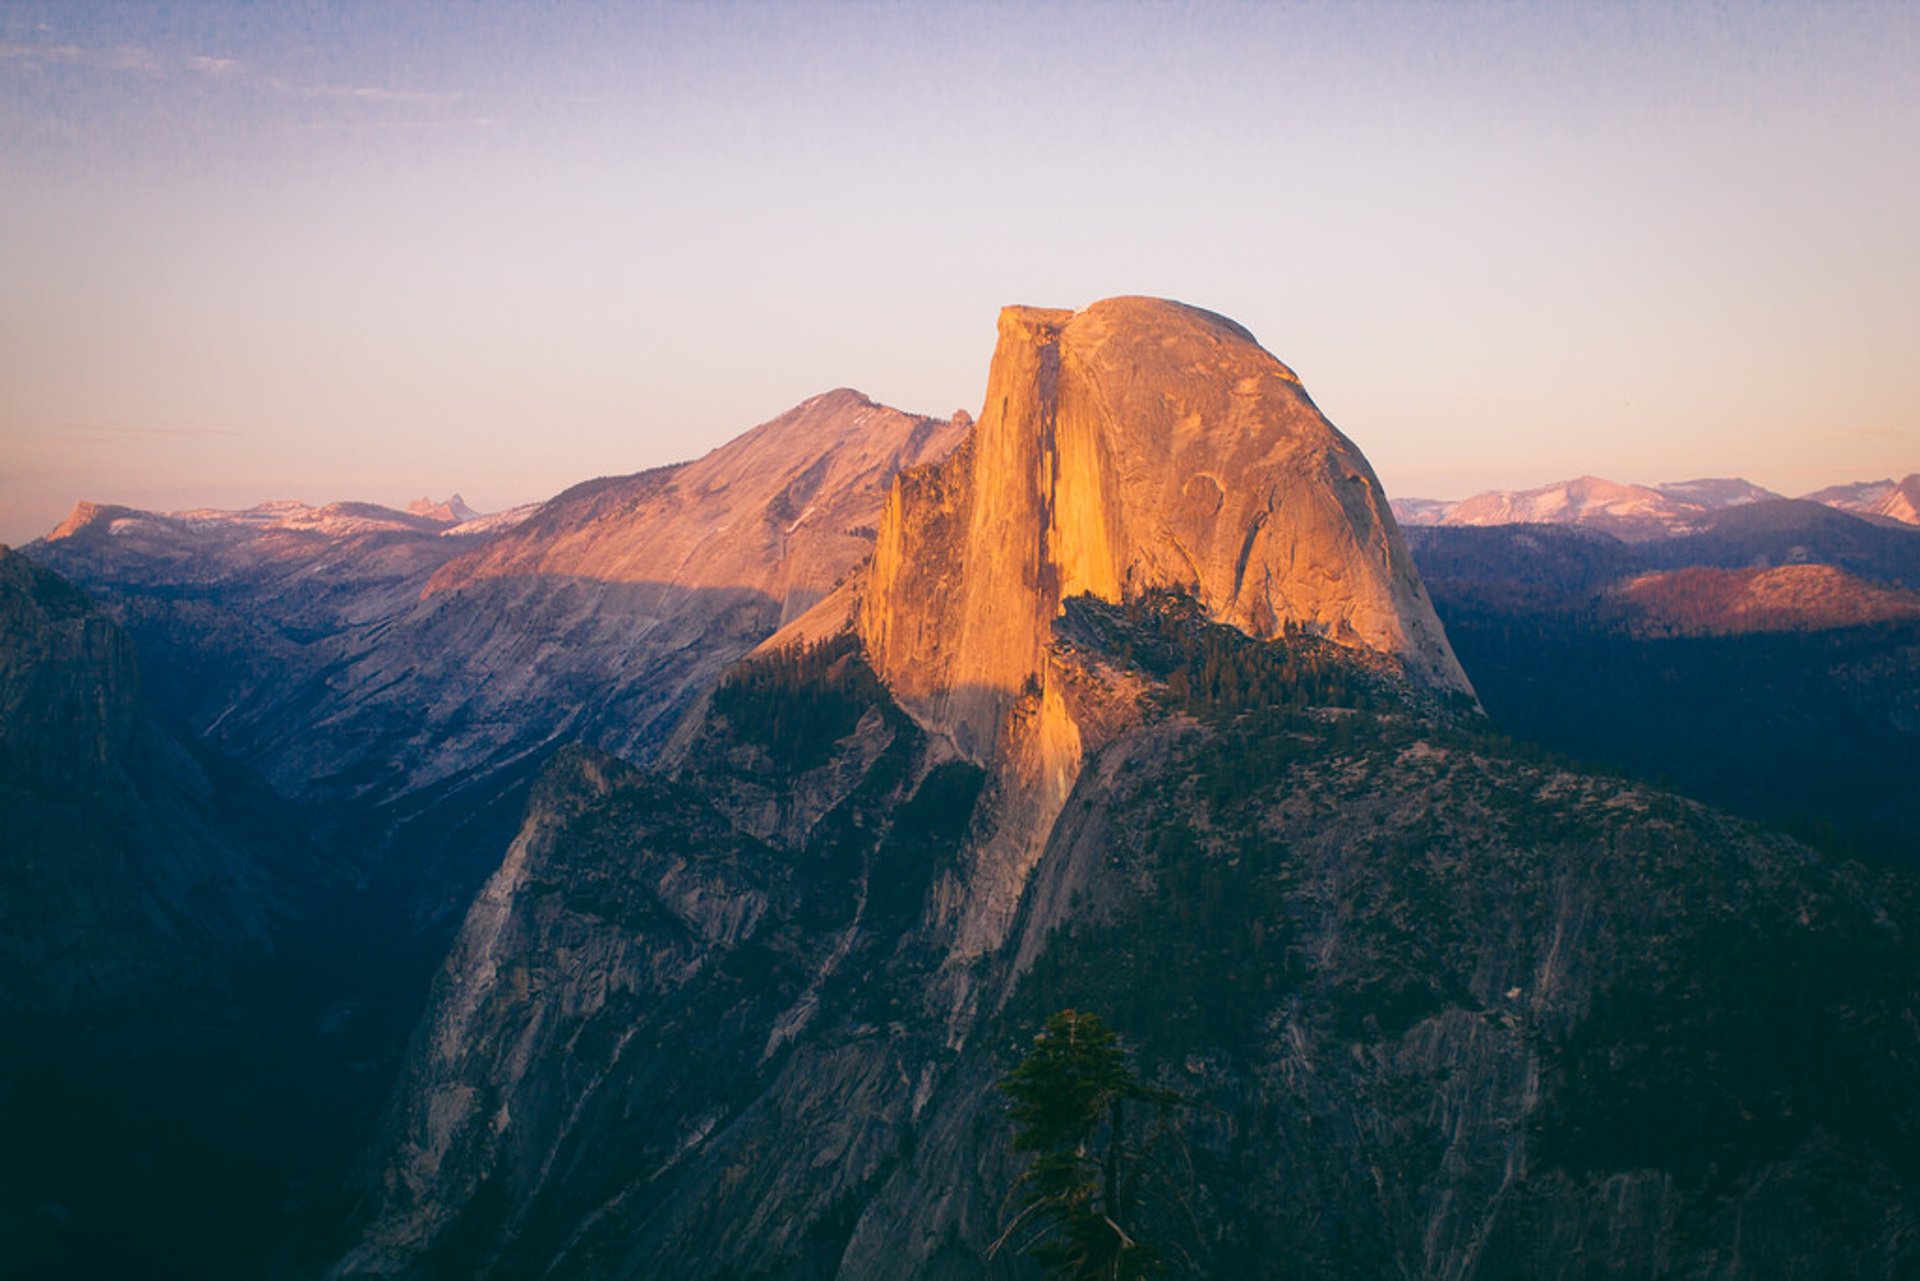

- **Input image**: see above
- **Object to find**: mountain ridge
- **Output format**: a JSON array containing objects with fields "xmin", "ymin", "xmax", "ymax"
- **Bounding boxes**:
[{"xmin": 1395, "ymin": 471, "xmax": 1919, "ymax": 537}]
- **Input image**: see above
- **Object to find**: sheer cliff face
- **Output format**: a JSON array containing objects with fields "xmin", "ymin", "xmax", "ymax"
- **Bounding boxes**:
[
  {"xmin": 860, "ymin": 296, "xmax": 1469, "ymax": 763},
  {"xmin": 858, "ymin": 297, "xmax": 1469, "ymax": 958}
]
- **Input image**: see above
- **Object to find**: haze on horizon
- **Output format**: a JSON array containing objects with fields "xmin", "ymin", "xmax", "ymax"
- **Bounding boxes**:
[{"xmin": 2, "ymin": 0, "xmax": 1916, "ymax": 547}]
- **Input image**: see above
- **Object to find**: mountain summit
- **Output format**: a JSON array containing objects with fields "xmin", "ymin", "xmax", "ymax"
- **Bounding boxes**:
[
  {"xmin": 846, "ymin": 296, "xmax": 1470, "ymax": 957},
  {"xmin": 861, "ymin": 296, "xmax": 1470, "ymax": 761}
]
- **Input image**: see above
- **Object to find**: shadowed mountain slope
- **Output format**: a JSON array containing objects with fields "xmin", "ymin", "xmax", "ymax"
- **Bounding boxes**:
[
  {"xmin": 1406, "ymin": 522, "xmax": 1920, "ymax": 865},
  {"xmin": 333, "ymin": 593, "xmax": 1920, "ymax": 1280}
]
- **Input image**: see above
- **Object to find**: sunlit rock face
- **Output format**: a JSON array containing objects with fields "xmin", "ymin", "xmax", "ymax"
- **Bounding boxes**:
[
  {"xmin": 861, "ymin": 296, "xmax": 1469, "ymax": 759},
  {"xmin": 856, "ymin": 297, "xmax": 1470, "ymax": 958}
]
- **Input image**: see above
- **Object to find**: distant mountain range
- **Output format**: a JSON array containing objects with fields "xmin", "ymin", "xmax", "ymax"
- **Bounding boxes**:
[{"xmin": 1393, "ymin": 472, "xmax": 1920, "ymax": 540}]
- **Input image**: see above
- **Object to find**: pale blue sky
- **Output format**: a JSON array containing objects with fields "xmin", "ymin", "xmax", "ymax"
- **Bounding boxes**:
[{"xmin": 3, "ymin": 1, "xmax": 1916, "ymax": 543}]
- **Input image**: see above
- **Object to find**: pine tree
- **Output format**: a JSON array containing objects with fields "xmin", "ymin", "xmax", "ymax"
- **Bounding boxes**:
[{"xmin": 995, "ymin": 1010, "xmax": 1180, "ymax": 1279}]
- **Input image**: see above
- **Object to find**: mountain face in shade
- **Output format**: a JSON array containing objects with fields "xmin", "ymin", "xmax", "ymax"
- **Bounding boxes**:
[
  {"xmin": 8, "ymin": 393, "xmax": 968, "ymax": 1275},
  {"xmin": 332, "ymin": 607, "xmax": 1920, "ymax": 1281},
  {"xmin": 0, "ymin": 548, "xmax": 309, "ymax": 1018},
  {"xmin": 1403, "ymin": 513, "xmax": 1920, "ymax": 867}
]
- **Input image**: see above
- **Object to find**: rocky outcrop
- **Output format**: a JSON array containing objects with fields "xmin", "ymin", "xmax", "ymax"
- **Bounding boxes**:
[
  {"xmin": 854, "ymin": 297, "xmax": 1468, "ymax": 958},
  {"xmin": 861, "ymin": 297, "xmax": 1468, "ymax": 754}
]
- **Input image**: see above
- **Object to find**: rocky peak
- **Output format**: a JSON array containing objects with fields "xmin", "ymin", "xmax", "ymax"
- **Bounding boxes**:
[
  {"xmin": 425, "ymin": 391, "xmax": 969, "ymax": 627},
  {"xmin": 47, "ymin": 500, "xmax": 140, "ymax": 542},
  {"xmin": 860, "ymin": 295, "xmax": 1469, "ymax": 759},
  {"xmin": 853, "ymin": 296, "xmax": 1470, "ymax": 959},
  {"xmin": 405, "ymin": 493, "xmax": 480, "ymax": 524}
]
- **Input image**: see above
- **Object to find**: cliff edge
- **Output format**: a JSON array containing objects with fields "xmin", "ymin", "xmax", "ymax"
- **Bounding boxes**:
[{"xmin": 860, "ymin": 295, "xmax": 1469, "ymax": 762}]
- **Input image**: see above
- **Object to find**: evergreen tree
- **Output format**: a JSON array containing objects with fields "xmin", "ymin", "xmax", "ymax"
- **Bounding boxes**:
[{"xmin": 995, "ymin": 1010, "xmax": 1181, "ymax": 1279}]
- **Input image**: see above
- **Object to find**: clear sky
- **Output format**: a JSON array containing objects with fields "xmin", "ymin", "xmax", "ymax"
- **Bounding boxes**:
[{"xmin": 2, "ymin": 0, "xmax": 1916, "ymax": 544}]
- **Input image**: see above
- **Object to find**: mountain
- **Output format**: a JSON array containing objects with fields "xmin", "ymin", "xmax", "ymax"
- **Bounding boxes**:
[
  {"xmin": 334, "ymin": 605, "xmax": 1920, "ymax": 1281},
  {"xmin": 1385, "ymin": 494, "xmax": 1457, "ymax": 525},
  {"xmin": 849, "ymin": 297, "xmax": 1467, "ymax": 963},
  {"xmin": 859, "ymin": 299, "xmax": 1470, "ymax": 721},
  {"xmin": 428, "ymin": 388, "xmax": 961, "ymax": 619},
  {"xmin": 12, "ymin": 296, "xmax": 1918, "ymax": 1278},
  {"xmin": 1405, "ymin": 515, "xmax": 1920, "ymax": 865},
  {"xmin": 1391, "ymin": 475, "xmax": 1781, "ymax": 541},
  {"xmin": 36, "ymin": 497, "xmax": 482, "ymax": 630},
  {"xmin": 405, "ymin": 493, "xmax": 481, "ymax": 524},
  {"xmin": 1609, "ymin": 563, "xmax": 1920, "ymax": 635},
  {"xmin": 10, "ymin": 392, "xmax": 969, "ymax": 1277},
  {"xmin": 1653, "ymin": 476, "xmax": 1782, "ymax": 508},
  {"xmin": 1393, "ymin": 472, "xmax": 1920, "ymax": 537},
  {"xmin": 9, "ymin": 388, "xmax": 967, "ymax": 1278},
  {"xmin": 24, "ymin": 391, "xmax": 967, "ymax": 922},
  {"xmin": 329, "ymin": 299, "xmax": 1919, "ymax": 1279},
  {"xmin": 1803, "ymin": 473, "xmax": 1920, "ymax": 526},
  {"xmin": 1645, "ymin": 498, "xmax": 1920, "ymax": 589}
]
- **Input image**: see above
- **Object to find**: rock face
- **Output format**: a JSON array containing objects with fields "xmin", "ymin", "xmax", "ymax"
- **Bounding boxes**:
[
  {"xmin": 862, "ymin": 297, "xmax": 1469, "ymax": 754},
  {"xmin": 855, "ymin": 296, "xmax": 1468, "ymax": 957}
]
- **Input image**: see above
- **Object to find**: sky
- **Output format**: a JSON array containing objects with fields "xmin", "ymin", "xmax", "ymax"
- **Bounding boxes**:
[{"xmin": 2, "ymin": 0, "xmax": 1916, "ymax": 545}]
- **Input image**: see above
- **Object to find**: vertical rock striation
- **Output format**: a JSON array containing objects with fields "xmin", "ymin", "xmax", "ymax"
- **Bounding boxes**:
[
  {"xmin": 857, "ymin": 296, "xmax": 1470, "ymax": 958},
  {"xmin": 861, "ymin": 297, "xmax": 1469, "ymax": 747}
]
